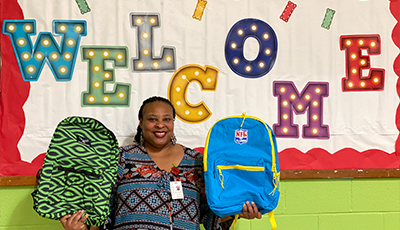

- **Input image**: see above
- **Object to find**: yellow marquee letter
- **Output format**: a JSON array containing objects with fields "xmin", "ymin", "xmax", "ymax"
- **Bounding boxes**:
[{"xmin": 168, "ymin": 64, "xmax": 218, "ymax": 123}]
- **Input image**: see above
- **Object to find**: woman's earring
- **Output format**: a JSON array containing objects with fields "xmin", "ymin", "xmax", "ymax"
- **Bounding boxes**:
[
  {"xmin": 171, "ymin": 134, "xmax": 177, "ymax": 145},
  {"xmin": 140, "ymin": 133, "xmax": 144, "ymax": 146}
]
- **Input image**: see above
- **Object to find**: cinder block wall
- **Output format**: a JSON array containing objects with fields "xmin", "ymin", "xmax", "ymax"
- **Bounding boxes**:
[
  {"xmin": 238, "ymin": 178, "xmax": 400, "ymax": 230},
  {"xmin": 1, "ymin": 178, "xmax": 399, "ymax": 230}
]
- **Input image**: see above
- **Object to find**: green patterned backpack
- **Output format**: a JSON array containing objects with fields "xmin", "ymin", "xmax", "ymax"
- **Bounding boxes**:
[{"xmin": 32, "ymin": 116, "xmax": 119, "ymax": 226}]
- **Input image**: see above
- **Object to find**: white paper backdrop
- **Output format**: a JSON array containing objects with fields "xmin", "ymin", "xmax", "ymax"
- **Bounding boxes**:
[{"xmin": 13, "ymin": 0, "xmax": 397, "ymax": 163}]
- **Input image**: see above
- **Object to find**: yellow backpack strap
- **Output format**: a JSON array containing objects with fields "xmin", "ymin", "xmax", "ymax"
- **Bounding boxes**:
[
  {"xmin": 268, "ymin": 211, "xmax": 277, "ymax": 230},
  {"xmin": 231, "ymin": 212, "xmax": 276, "ymax": 230},
  {"xmin": 231, "ymin": 214, "xmax": 240, "ymax": 230}
]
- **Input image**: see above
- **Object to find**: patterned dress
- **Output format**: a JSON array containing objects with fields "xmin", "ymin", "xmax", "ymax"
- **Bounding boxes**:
[{"xmin": 111, "ymin": 142, "xmax": 232, "ymax": 230}]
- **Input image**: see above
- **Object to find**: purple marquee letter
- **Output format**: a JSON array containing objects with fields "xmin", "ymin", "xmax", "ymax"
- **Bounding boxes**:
[{"xmin": 273, "ymin": 81, "xmax": 329, "ymax": 139}]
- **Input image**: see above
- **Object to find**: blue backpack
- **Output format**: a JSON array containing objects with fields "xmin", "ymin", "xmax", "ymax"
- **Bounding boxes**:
[{"xmin": 204, "ymin": 113, "xmax": 280, "ymax": 230}]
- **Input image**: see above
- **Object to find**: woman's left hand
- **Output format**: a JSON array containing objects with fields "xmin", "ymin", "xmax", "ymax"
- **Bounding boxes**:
[
  {"xmin": 239, "ymin": 201, "xmax": 262, "ymax": 219},
  {"xmin": 60, "ymin": 210, "xmax": 88, "ymax": 230}
]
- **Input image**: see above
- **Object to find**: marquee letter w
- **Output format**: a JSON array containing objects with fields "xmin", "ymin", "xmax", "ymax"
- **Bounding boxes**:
[{"xmin": 3, "ymin": 20, "xmax": 87, "ymax": 81}]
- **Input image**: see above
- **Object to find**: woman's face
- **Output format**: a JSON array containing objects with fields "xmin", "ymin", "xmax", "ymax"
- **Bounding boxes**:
[{"xmin": 140, "ymin": 101, "xmax": 175, "ymax": 149}]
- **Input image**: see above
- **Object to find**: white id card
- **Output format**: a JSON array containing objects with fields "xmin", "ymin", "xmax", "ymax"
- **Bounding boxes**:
[{"xmin": 170, "ymin": 181, "xmax": 184, "ymax": 199}]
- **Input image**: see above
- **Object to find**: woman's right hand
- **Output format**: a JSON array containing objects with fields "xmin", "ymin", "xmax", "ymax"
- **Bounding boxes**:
[
  {"xmin": 60, "ymin": 210, "xmax": 89, "ymax": 230},
  {"xmin": 239, "ymin": 201, "xmax": 262, "ymax": 219}
]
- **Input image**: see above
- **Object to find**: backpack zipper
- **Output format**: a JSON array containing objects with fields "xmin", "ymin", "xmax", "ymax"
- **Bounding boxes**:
[{"xmin": 216, "ymin": 165, "xmax": 265, "ymax": 189}]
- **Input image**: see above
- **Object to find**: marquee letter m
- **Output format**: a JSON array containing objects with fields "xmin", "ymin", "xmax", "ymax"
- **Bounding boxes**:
[{"xmin": 273, "ymin": 81, "xmax": 330, "ymax": 139}]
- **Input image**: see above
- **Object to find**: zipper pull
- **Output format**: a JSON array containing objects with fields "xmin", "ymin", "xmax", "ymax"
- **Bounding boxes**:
[
  {"xmin": 218, "ymin": 168, "xmax": 225, "ymax": 189},
  {"xmin": 240, "ymin": 112, "xmax": 246, "ymax": 129},
  {"xmin": 269, "ymin": 165, "xmax": 280, "ymax": 196}
]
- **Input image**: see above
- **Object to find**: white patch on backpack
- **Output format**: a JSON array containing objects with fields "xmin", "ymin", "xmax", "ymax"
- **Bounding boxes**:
[
  {"xmin": 234, "ymin": 129, "xmax": 248, "ymax": 145},
  {"xmin": 77, "ymin": 135, "xmax": 91, "ymax": 147}
]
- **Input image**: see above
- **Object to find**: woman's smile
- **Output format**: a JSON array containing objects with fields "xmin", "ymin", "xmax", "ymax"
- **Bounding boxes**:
[{"xmin": 154, "ymin": 131, "xmax": 166, "ymax": 138}]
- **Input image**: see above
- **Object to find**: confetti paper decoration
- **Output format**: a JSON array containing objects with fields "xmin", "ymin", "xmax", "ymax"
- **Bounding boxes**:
[
  {"xmin": 280, "ymin": 1, "xmax": 297, "ymax": 23},
  {"xmin": 75, "ymin": 0, "xmax": 91, "ymax": 15},
  {"xmin": 192, "ymin": 0, "xmax": 208, "ymax": 21},
  {"xmin": 321, "ymin": 8, "xmax": 336, "ymax": 30}
]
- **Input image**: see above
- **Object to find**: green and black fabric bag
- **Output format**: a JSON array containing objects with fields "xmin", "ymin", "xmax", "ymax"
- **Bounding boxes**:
[{"xmin": 32, "ymin": 116, "xmax": 119, "ymax": 226}]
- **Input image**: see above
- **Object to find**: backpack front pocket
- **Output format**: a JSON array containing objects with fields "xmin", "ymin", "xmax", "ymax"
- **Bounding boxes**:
[
  {"xmin": 49, "ymin": 166, "xmax": 101, "ymax": 211},
  {"xmin": 214, "ymin": 163, "xmax": 266, "ymax": 202},
  {"xmin": 217, "ymin": 165, "xmax": 265, "ymax": 189}
]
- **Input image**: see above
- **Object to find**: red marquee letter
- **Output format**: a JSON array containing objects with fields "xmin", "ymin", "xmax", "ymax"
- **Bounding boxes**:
[{"xmin": 340, "ymin": 35, "xmax": 385, "ymax": 91}]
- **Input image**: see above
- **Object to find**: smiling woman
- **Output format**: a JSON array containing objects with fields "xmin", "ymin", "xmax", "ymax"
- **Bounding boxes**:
[
  {"xmin": 137, "ymin": 99, "xmax": 186, "ymax": 172},
  {"xmin": 136, "ymin": 98, "xmax": 177, "ymax": 154},
  {"xmin": 61, "ymin": 96, "xmax": 261, "ymax": 230}
]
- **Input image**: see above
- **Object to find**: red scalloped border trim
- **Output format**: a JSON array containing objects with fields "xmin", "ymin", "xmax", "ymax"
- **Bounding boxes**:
[
  {"xmin": 391, "ymin": 0, "xmax": 400, "ymax": 168},
  {"xmin": 279, "ymin": 148, "xmax": 398, "ymax": 170},
  {"xmin": 195, "ymin": 147, "xmax": 399, "ymax": 170}
]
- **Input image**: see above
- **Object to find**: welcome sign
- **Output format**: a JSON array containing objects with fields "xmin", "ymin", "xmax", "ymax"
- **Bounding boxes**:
[{"xmin": 1, "ymin": 0, "xmax": 399, "ymax": 176}]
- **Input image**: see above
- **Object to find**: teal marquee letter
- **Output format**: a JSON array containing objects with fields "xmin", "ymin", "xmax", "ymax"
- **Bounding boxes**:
[
  {"xmin": 2, "ymin": 19, "xmax": 86, "ymax": 81},
  {"xmin": 81, "ymin": 46, "xmax": 131, "ymax": 107}
]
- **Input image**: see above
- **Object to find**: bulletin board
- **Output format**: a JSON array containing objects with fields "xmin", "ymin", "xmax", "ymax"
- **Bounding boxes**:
[{"xmin": 1, "ymin": 0, "xmax": 400, "ymax": 185}]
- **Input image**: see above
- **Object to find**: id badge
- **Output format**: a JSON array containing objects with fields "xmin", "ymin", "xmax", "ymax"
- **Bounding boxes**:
[{"xmin": 170, "ymin": 181, "xmax": 184, "ymax": 199}]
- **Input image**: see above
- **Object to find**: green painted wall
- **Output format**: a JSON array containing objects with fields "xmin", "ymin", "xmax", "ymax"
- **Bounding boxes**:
[{"xmin": 1, "ymin": 178, "xmax": 399, "ymax": 230}]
